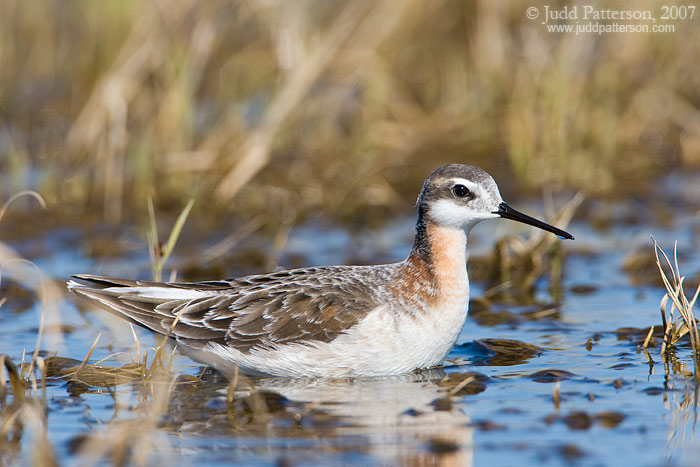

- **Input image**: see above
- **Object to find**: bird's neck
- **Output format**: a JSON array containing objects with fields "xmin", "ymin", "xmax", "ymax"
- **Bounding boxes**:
[{"xmin": 408, "ymin": 213, "xmax": 468, "ymax": 290}]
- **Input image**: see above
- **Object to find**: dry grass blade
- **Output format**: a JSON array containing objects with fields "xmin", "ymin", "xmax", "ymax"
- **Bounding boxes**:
[
  {"xmin": 145, "ymin": 303, "xmax": 190, "ymax": 380},
  {"xmin": 130, "ymin": 324, "xmax": 141, "ymax": 366},
  {"xmin": 197, "ymin": 216, "xmax": 264, "ymax": 264},
  {"xmin": 0, "ymin": 356, "xmax": 25, "ymax": 405},
  {"xmin": 0, "ymin": 257, "xmax": 62, "ymax": 378},
  {"xmin": 34, "ymin": 357, "xmax": 48, "ymax": 409},
  {"xmin": 0, "ymin": 355, "xmax": 55, "ymax": 467},
  {"xmin": 74, "ymin": 333, "xmax": 101, "ymax": 380},
  {"xmin": 448, "ymin": 376, "xmax": 475, "ymax": 397},
  {"xmin": 227, "ymin": 365, "xmax": 240, "ymax": 405},
  {"xmin": 642, "ymin": 326, "xmax": 655, "ymax": 349},
  {"xmin": 660, "ymin": 294, "xmax": 669, "ymax": 332},
  {"xmin": 0, "ymin": 191, "xmax": 46, "ymax": 223},
  {"xmin": 0, "ymin": 191, "xmax": 62, "ymax": 373},
  {"xmin": 166, "ymin": 346, "xmax": 177, "ymax": 373},
  {"xmin": 552, "ymin": 382, "xmax": 561, "ymax": 411},
  {"xmin": 652, "ymin": 237, "xmax": 700, "ymax": 379},
  {"xmin": 222, "ymin": 367, "xmax": 270, "ymax": 423}
]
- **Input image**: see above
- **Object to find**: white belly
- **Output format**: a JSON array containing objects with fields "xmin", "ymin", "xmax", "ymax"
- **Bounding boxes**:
[{"xmin": 195, "ymin": 289, "xmax": 469, "ymax": 378}]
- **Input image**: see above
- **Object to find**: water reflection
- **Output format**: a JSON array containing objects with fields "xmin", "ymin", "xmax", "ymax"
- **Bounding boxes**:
[{"xmin": 165, "ymin": 369, "xmax": 474, "ymax": 465}]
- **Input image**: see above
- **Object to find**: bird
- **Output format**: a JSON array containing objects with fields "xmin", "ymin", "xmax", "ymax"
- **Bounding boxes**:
[{"xmin": 68, "ymin": 164, "xmax": 573, "ymax": 378}]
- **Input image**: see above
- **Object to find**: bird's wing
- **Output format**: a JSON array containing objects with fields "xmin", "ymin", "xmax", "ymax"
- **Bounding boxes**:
[{"xmin": 68, "ymin": 269, "xmax": 385, "ymax": 353}]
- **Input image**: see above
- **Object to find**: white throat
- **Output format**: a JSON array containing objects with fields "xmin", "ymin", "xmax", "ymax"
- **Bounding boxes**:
[{"xmin": 428, "ymin": 198, "xmax": 499, "ymax": 231}]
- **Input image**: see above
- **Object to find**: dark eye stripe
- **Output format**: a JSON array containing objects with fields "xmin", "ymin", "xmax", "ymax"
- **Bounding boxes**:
[{"xmin": 452, "ymin": 184, "xmax": 470, "ymax": 198}]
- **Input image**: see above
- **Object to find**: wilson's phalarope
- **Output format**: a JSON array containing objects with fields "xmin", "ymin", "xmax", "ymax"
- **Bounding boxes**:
[{"xmin": 68, "ymin": 164, "xmax": 573, "ymax": 378}]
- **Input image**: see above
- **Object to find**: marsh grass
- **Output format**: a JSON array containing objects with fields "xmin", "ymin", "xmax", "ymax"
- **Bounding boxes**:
[
  {"xmin": 0, "ymin": 191, "xmax": 64, "ymax": 368},
  {"xmin": 0, "ymin": 193, "xmax": 50, "ymax": 463},
  {"xmin": 0, "ymin": 191, "xmax": 61, "ymax": 466},
  {"xmin": 147, "ymin": 197, "xmax": 194, "ymax": 281},
  {"xmin": 46, "ymin": 196, "xmax": 195, "ymax": 386},
  {"xmin": 0, "ymin": 189, "xmax": 198, "ymax": 465},
  {"xmin": 652, "ymin": 237, "xmax": 700, "ymax": 380},
  {"xmin": 25, "ymin": 196, "xmax": 274, "ymax": 465},
  {"xmin": 0, "ymin": 355, "xmax": 55, "ymax": 467},
  {"xmin": 1, "ymin": 1, "xmax": 697, "ymax": 226},
  {"xmin": 0, "ymin": 314, "xmax": 182, "ymax": 465}
]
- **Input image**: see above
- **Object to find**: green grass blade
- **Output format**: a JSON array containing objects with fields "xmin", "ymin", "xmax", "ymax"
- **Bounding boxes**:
[{"xmin": 159, "ymin": 198, "xmax": 195, "ymax": 274}]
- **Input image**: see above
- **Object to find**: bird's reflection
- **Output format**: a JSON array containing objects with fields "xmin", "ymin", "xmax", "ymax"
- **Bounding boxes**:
[{"xmin": 164, "ymin": 367, "xmax": 474, "ymax": 465}]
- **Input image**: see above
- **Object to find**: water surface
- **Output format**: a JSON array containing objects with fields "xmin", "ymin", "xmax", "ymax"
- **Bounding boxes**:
[{"xmin": 1, "ymin": 172, "xmax": 700, "ymax": 466}]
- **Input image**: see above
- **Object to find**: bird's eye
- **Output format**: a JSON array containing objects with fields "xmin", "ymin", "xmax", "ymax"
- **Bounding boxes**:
[{"xmin": 452, "ymin": 184, "xmax": 470, "ymax": 198}]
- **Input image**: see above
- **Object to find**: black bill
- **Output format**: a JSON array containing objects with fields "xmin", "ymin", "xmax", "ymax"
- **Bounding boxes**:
[{"xmin": 494, "ymin": 202, "xmax": 574, "ymax": 240}]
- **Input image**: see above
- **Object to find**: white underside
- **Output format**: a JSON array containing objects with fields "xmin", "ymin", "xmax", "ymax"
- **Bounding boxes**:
[{"xmin": 184, "ymin": 289, "xmax": 469, "ymax": 378}]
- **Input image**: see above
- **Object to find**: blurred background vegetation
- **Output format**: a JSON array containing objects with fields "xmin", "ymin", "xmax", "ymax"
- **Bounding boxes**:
[{"xmin": 1, "ymin": 0, "xmax": 698, "ymax": 229}]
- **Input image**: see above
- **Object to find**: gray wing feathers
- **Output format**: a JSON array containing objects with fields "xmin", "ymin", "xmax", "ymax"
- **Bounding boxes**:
[{"xmin": 69, "ymin": 268, "xmax": 389, "ymax": 353}]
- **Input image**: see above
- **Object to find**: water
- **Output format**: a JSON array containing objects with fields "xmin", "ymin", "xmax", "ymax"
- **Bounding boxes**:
[{"xmin": 1, "ymin": 173, "xmax": 700, "ymax": 466}]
